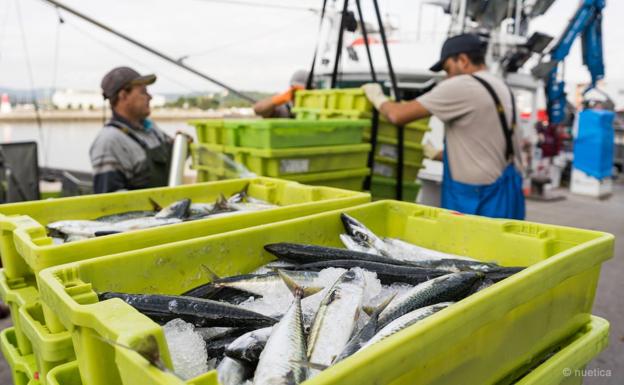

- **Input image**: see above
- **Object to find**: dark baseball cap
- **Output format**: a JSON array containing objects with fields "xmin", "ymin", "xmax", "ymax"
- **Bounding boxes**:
[
  {"xmin": 429, "ymin": 33, "xmax": 486, "ymax": 72},
  {"xmin": 101, "ymin": 66, "xmax": 157, "ymax": 99}
]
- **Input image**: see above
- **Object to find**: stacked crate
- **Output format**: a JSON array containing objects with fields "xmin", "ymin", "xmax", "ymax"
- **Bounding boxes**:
[
  {"xmin": 189, "ymin": 116, "xmax": 372, "ymax": 191},
  {"xmin": 292, "ymin": 88, "xmax": 430, "ymax": 201}
]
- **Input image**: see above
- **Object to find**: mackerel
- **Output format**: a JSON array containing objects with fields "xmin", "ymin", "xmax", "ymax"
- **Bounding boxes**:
[
  {"xmin": 307, "ymin": 270, "xmax": 366, "ymax": 375},
  {"xmin": 377, "ymin": 272, "xmax": 482, "ymax": 327}
]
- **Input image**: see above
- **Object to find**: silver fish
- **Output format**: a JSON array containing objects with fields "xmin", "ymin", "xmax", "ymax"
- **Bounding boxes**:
[
  {"xmin": 333, "ymin": 293, "xmax": 396, "ymax": 363},
  {"xmin": 217, "ymin": 357, "xmax": 253, "ymax": 385},
  {"xmin": 225, "ymin": 326, "xmax": 273, "ymax": 363},
  {"xmin": 307, "ymin": 270, "xmax": 366, "ymax": 375},
  {"xmin": 378, "ymin": 272, "xmax": 482, "ymax": 327},
  {"xmin": 46, "ymin": 220, "xmax": 116, "ymax": 238},
  {"xmin": 340, "ymin": 213, "xmax": 392, "ymax": 257},
  {"xmin": 361, "ymin": 302, "xmax": 452, "ymax": 351},
  {"xmin": 253, "ymin": 271, "xmax": 319, "ymax": 385},
  {"xmin": 382, "ymin": 238, "xmax": 478, "ymax": 262},
  {"xmin": 154, "ymin": 198, "xmax": 191, "ymax": 219}
]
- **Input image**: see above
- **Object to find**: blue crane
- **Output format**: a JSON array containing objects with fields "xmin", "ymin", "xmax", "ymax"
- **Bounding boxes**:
[{"xmin": 533, "ymin": 0, "xmax": 606, "ymax": 126}]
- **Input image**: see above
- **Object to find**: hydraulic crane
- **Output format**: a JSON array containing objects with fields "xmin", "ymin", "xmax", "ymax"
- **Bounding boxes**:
[{"xmin": 533, "ymin": 0, "xmax": 606, "ymax": 126}]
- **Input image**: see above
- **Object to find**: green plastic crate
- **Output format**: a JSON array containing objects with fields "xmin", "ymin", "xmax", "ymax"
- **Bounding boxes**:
[
  {"xmin": 365, "ymin": 134, "xmax": 425, "ymax": 165},
  {"xmin": 373, "ymin": 158, "xmax": 423, "ymax": 181},
  {"xmin": 188, "ymin": 120, "xmax": 224, "ymax": 144},
  {"xmin": 370, "ymin": 176, "xmax": 421, "ymax": 201},
  {"xmin": 283, "ymin": 168, "xmax": 369, "ymax": 191},
  {"xmin": 224, "ymin": 143, "xmax": 371, "ymax": 177},
  {"xmin": 19, "ymin": 300, "xmax": 75, "ymax": 385},
  {"xmin": 223, "ymin": 119, "xmax": 369, "ymax": 149},
  {"xmin": 0, "ymin": 178, "xmax": 369, "ymax": 333},
  {"xmin": 511, "ymin": 316, "xmax": 609, "ymax": 385},
  {"xmin": 0, "ymin": 271, "xmax": 38, "ymax": 357},
  {"xmin": 0, "ymin": 327, "xmax": 38, "ymax": 385},
  {"xmin": 47, "ymin": 361, "xmax": 81, "ymax": 385},
  {"xmin": 37, "ymin": 200, "xmax": 613, "ymax": 385},
  {"xmin": 294, "ymin": 88, "xmax": 372, "ymax": 112},
  {"xmin": 365, "ymin": 118, "xmax": 430, "ymax": 144}
]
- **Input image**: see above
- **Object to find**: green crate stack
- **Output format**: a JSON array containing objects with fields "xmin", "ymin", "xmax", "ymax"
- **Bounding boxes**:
[
  {"xmin": 293, "ymin": 88, "xmax": 431, "ymax": 200},
  {"xmin": 189, "ymin": 117, "xmax": 372, "ymax": 190}
]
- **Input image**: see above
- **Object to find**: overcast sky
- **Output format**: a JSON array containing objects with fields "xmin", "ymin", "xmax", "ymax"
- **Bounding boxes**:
[{"xmin": 0, "ymin": 0, "xmax": 622, "ymax": 95}]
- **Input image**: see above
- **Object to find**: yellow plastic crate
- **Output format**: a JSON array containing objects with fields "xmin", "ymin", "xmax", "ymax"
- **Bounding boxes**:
[
  {"xmin": 0, "ymin": 178, "xmax": 368, "ymax": 341},
  {"xmin": 510, "ymin": 316, "xmax": 609, "ymax": 385},
  {"xmin": 293, "ymin": 108, "xmax": 371, "ymax": 120},
  {"xmin": 0, "ymin": 271, "xmax": 38, "ymax": 357},
  {"xmin": 38, "ymin": 200, "xmax": 613, "ymax": 385},
  {"xmin": 190, "ymin": 143, "xmax": 227, "ymax": 170},
  {"xmin": 47, "ymin": 361, "xmax": 80, "ymax": 385},
  {"xmin": 0, "ymin": 327, "xmax": 39, "ymax": 385},
  {"xmin": 19, "ymin": 300, "xmax": 74, "ymax": 385},
  {"xmin": 282, "ymin": 168, "xmax": 369, "ymax": 191}
]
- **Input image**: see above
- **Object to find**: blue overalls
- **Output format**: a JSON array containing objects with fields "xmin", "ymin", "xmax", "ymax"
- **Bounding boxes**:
[{"xmin": 441, "ymin": 75, "xmax": 526, "ymax": 220}]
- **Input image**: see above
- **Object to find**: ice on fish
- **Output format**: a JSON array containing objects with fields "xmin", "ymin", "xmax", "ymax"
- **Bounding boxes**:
[{"xmin": 163, "ymin": 319, "xmax": 208, "ymax": 380}]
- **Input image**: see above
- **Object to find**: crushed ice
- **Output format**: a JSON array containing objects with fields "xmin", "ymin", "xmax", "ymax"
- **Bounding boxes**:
[{"xmin": 163, "ymin": 319, "xmax": 208, "ymax": 380}]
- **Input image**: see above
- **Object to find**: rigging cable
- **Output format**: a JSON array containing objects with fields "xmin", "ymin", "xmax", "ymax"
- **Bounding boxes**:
[
  {"xmin": 46, "ymin": 7, "xmax": 65, "ymax": 166},
  {"xmin": 15, "ymin": 0, "xmax": 47, "ymax": 166},
  {"xmin": 64, "ymin": 19, "xmax": 203, "ymax": 94}
]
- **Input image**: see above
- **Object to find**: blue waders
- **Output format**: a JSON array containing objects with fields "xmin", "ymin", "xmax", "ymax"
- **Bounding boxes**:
[{"xmin": 441, "ymin": 75, "xmax": 526, "ymax": 220}]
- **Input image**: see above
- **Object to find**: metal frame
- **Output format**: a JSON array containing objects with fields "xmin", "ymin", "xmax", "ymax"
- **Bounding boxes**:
[{"xmin": 330, "ymin": 0, "xmax": 405, "ymax": 199}]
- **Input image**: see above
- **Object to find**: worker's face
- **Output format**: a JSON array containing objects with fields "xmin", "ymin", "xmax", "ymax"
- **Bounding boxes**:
[
  {"xmin": 118, "ymin": 84, "xmax": 152, "ymax": 120},
  {"xmin": 442, "ymin": 54, "xmax": 471, "ymax": 78}
]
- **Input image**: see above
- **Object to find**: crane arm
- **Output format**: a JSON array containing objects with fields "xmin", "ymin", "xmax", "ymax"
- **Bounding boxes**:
[{"xmin": 541, "ymin": 0, "xmax": 605, "ymax": 125}]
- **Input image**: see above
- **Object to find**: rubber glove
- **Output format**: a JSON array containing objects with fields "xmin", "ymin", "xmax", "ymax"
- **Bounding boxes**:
[
  {"xmin": 423, "ymin": 140, "xmax": 442, "ymax": 160},
  {"xmin": 362, "ymin": 83, "xmax": 389, "ymax": 110},
  {"xmin": 271, "ymin": 85, "xmax": 304, "ymax": 106}
]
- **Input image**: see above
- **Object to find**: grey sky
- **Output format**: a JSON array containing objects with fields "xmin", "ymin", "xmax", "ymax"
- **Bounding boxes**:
[{"xmin": 0, "ymin": 0, "xmax": 621, "ymax": 95}]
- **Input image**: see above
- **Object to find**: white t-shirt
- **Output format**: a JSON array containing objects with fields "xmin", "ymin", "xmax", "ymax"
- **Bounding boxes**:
[{"xmin": 418, "ymin": 70, "xmax": 524, "ymax": 184}]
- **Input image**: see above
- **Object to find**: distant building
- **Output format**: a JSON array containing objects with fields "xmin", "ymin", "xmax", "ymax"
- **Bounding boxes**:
[{"xmin": 52, "ymin": 89, "xmax": 166, "ymax": 110}]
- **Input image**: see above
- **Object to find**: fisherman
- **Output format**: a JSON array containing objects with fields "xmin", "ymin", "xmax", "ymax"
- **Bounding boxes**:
[
  {"xmin": 362, "ymin": 33, "xmax": 525, "ymax": 219},
  {"xmin": 253, "ymin": 70, "xmax": 309, "ymax": 118},
  {"xmin": 90, "ymin": 66, "xmax": 173, "ymax": 193}
]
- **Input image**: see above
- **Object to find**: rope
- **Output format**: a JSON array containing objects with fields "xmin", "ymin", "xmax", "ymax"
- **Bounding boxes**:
[{"xmin": 15, "ymin": 0, "xmax": 47, "ymax": 166}]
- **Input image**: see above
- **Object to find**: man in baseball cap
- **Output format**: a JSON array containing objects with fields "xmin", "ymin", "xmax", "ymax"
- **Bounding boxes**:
[
  {"xmin": 90, "ymin": 66, "xmax": 173, "ymax": 193},
  {"xmin": 253, "ymin": 69, "xmax": 310, "ymax": 118},
  {"xmin": 361, "ymin": 33, "xmax": 525, "ymax": 219}
]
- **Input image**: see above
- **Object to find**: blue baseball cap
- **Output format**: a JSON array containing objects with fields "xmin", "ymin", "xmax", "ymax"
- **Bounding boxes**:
[{"xmin": 429, "ymin": 33, "xmax": 486, "ymax": 72}]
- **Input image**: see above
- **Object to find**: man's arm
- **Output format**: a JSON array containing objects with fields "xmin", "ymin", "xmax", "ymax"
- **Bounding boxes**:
[
  {"xmin": 93, "ymin": 169, "xmax": 128, "ymax": 194},
  {"xmin": 253, "ymin": 86, "xmax": 302, "ymax": 118},
  {"xmin": 253, "ymin": 97, "xmax": 278, "ymax": 118},
  {"xmin": 379, "ymin": 99, "xmax": 432, "ymax": 126},
  {"xmin": 362, "ymin": 83, "xmax": 432, "ymax": 126}
]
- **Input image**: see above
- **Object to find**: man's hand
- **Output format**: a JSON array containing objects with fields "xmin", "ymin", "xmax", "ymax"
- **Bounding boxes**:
[
  {"xmin": 271, "ymin": 85, "xmax": 304, "ymax": 106},
  {"xmin": 362, "ymin": 83, "xmax": 389, "ymax": 110}
]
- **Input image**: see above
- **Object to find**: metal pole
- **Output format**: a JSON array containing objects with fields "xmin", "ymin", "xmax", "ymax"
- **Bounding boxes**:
[
  {"xmin": 355, "ymin": 0, "xmax": 376, "ymax": 82},
  {"xmin": 355, "ymin": 0, "xmax": 378, "ymax": 190},
  {"xmin": 306, "ymin": 0, "xmax": 329, "ymax": 90},
  {"xmin": 372, "ymin": 0, "xmax": 404, "ymax": 200},
  {"xmin": 168, "ymin": 134, "xmax": 189, "ymax": 186},
  {"xmin": 38, "ymin": 0, "xmax": 256, "ymax": 103},
  {"xmin": 331, "ymin": 0, "xmax": 350, "ymax": 88}
]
